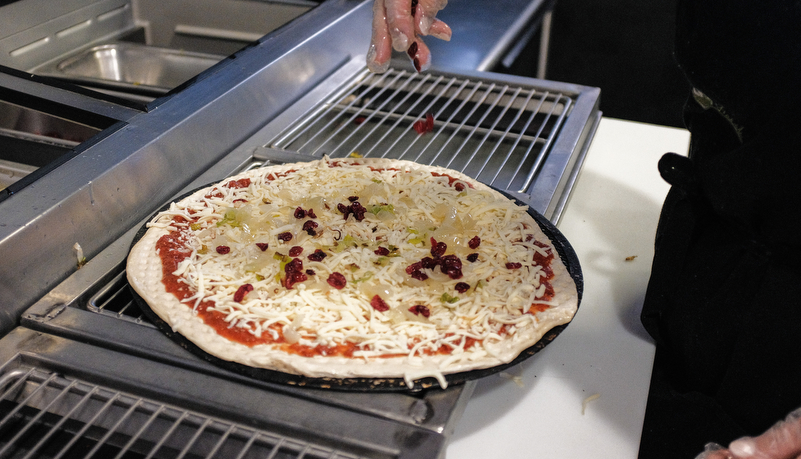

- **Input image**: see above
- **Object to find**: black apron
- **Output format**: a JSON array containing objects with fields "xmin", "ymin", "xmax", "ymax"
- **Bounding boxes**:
[{"xmin": 640, "ymin": 0, "xmax": 801, "ymax": 450}]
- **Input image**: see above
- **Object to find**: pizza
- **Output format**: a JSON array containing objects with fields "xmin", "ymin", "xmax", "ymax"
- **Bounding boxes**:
[{"xmin": 126, "ymin": 157, "xmax": 579, "ymax": 389}]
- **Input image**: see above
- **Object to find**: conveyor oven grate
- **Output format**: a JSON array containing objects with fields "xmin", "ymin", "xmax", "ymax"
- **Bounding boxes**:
[
  {"xmin": 87, "ymin": 271, "xmax": 155, "ymax": 328},
  {"xmin": 0, "ymin": 367, "xmax": 366, "ymax": 459},
  {"xmin": 269, "ymin": 68, "xmax": 572, "ymax": 195}
]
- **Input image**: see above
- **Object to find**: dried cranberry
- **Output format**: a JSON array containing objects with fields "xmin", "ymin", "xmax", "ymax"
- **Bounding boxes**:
[
  {"xmin": 439, "ymin": 254, "xmax": 463, "ymax": 279},
  {"xmin": 233, "ymin": 284, "xmax": 253, "ymax": 303},
  {"xmin": 348, "ymin": 196, "xmax": 359, "ymax": 202},
  {"xmin": 414, "ymin": 113, "xmax": 435, "ymax": 133},
  {"xmin": 294, "ymin": 207, "xmax": 306, "ymax": 219},
  {"xmin": 407, "ymin": 41, "xmax": 418, "ymax": 59},
  {"xmin": 339, "ymin": 200, "xmax": 367, "ymax": 222},
  {"xmin": 302, "ymin": 220, "xmax": 319, "ymax": 236},
  {"xmin": 216, "ymin": 245, "xmax": 231, "ymax": 255},
  {"xmin": 255, "ymin": 243, "xmax": 269, "ymax": 251},
  {"xmin": 468, "ymin": 236, "xmax": 481, "ymax": 249},
  {"xmin": 374, "ymin": 247, "xmax": 390, "ymax": 256},
  {"xmin": 454, "ymin": 182, "xmax": 465, "ymax": 192},
  {"xmin": 350, "ymin": 201, "xmax": 366, "ymax": 221},
  {"xmin": 288, "ymin": 246, "xmax": 303, "ymax": 257},
  {"xmin": 405, "ymin": 261, "xmax": 429, "ymax": 281},
  {"xmin": 306, "ymin": 269, "xmax": 316, "ymax": 276},
  {"xmin": 455, "ymin": 282, "xmax": 470, "ymax": 293},
  {"xmin": 506, "ymin": 262, "xmax": 523, "ymax": 269},
  {"xmin": 354, "ymin": 116, "xmax": 366, "ymax": 125},
  {"xmin": 405, "ymin": 261, "xmax": 422, "ymax": 275},
  {"xmin": 306, "ymin": 209, "xmax": 317, "ymax": 219},
  {"xmin": 277, "ymin": 232, "xmax": 293, "ymax": 242},
  {"xmin": 420, "ymin": 256, "xmax": 438, "ymax": 270},
  {"xmin": 467, "ymin": 253, "xmax": 479, "ymax": 263},
  {"xmin": 308, "ymin": 249, "xmax": 327, "ymax": 262},
  {"xmin": 430, "ymin": 237, "xmax": 447, "ymax": 257},
  {"xmin": 327, "ymin": 272, "xmax": 347, "ymax": 289},
  {"xmin": 409, "ymin": 305, "xmax": 430, "ymax": 318},
  {"xmin": 285, "ymin": 257, "xmax": 303, "ymax": 273},
  {"xmin": 370, "ymin": 295, "xmax": 389, "ymax": 312},
  {"xmin": 284, "ymin": 258, "xmax": 308, "ymax": 289},
  {"xmin": 413, "ymin": 57, "xmax": 422, "ymax": 73}
]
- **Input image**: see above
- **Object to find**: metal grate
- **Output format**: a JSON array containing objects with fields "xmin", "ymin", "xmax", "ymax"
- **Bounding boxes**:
[
  {"xmin": 84, "ymin": 158, "xmax": 286, "ymax": 326},
  {"xmin": 87, "ymin": 271, "xmax": 155, "ymax": 327},
  {"xmin": 0, "ymin": 367, "xmax": 367, "ymax": 459},
  {"xmin": 268, "ymin": 68, "xmax": 572, "ymax": 194}
]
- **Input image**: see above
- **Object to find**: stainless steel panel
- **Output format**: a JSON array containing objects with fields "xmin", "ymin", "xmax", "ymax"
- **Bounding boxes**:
[
  {"xmin": 428, "ymin": 0, "xmax": 552, "ymax": 73},
  {"xmin": 0, "ymin": 0, "xmax": 134, "ymax": 71},
  {"xmin": 0, "ymin": 327, "xmax": 461, "ymax": 458},
  {"xmin": 32, "ymin": 43, "xmax": 224, "ymax": 94},
  {"xmin": 0, "ymin": 0, "xmax": 371, "ymax": 327},
  {"xmin": 0, "ymin": 160, "xmax": 37, "ymax": 190},
  {"xmin": 0, "ymin": 100, "xmax": 100, "ymax": 146}
]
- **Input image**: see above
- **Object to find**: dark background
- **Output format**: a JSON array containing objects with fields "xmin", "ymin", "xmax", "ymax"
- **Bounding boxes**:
[
  {"xmin": 503, "ymin": 2, "xmax": 701, "ymax": 457},
  {"xmin": 509, "ymin": 0, "xmax": 689, "ymax": 129}
]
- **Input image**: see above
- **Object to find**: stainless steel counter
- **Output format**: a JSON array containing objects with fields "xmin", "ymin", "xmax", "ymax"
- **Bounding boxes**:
[
  {"xmin": 0, "ymin": 2, "xmax": 604, "ymax": 457},
  {"xmin": 426, "ymin": 0, "xmax": 552, "ymax": 75}
]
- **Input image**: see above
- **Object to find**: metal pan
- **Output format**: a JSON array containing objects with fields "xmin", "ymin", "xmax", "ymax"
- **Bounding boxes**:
[{"xmin": 128, "ymin": 182, "xmax": 582, "ymax": 392}]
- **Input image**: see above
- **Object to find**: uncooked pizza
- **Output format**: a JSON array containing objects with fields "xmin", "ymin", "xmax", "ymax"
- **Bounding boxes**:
[{"xmin": 126, "ymin": 157, "xmax": 579, "ymax": 388}]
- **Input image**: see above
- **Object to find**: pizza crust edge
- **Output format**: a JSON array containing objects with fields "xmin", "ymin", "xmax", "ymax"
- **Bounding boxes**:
[{"xmin": 126, "ymin": 158, "xmax": 579, "ymax": 384}]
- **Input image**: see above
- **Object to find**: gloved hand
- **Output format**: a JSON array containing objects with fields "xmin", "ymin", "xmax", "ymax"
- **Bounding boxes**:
[
  {"xmin": 696, "ymin": 408, "xmax": 801, "ymax": 459},
  {"xmin": 367, "ymin": 0, "xmax": 452, "ymax": 73}
]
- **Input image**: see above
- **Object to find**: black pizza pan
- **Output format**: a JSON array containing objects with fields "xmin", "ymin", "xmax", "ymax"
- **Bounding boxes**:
[{"xmin": 128, "ymin": 184, "xmax": 583, "ymax": 392}]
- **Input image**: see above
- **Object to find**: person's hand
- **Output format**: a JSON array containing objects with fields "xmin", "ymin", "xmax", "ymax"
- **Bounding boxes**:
[
  {"xmin": 367, "ymin": 0, "xmax": 452, "ymax": 73},
  {"xmin": 697, "ymin": 408, "xmax": 801, "ymax": 459}
]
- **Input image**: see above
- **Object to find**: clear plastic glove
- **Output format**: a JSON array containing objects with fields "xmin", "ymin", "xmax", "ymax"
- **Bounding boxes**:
[
  {"xmin": 696, "ymin": 408, "xmax": 801, "ymax": 459},
  {"xmin": 367, "ymin": 0, "xmax": 452, "ymax": 73}
]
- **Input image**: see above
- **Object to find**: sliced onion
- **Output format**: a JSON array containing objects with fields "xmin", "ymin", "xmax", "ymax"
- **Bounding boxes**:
[
  {"xmin": 283, "ymin": 325, "xmax": 300, "ymax": 344},
  {"xmin": 375, "ymin": 209, "xmax": 395, "ymax": 222}
]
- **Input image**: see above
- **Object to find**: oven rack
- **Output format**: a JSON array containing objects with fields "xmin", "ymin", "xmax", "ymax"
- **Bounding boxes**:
[
  {"xmin": 257, "ymin": 65, "xmax": 600, "ymax": 222},
  {"xmin": 0, "ymin": 367, "xmax": 365, "ymax": 459},
  {"xmin": 0, "ymin": 327, "xmax": 456, "ymax": 459}
]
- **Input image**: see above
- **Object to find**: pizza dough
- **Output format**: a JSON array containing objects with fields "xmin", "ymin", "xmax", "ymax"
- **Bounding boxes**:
[{"xmin": 126, "ymin": 157, "xmax": 579, "ymax": 388}]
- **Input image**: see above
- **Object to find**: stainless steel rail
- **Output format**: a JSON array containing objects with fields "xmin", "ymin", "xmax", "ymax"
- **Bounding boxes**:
[
  {"xmin": 0, "ymin": 0, "xmax": 600, "ymax": 456},
  {"xmin": 0, "ymin": 0, "xmax": 372, "ymax": 329},
  {"xmin": 0, "ymin": 367, "xmax": 367, "ymax": 459},
  {"xmin": 269, "ymin": 68, "xmax": 573, "ymax": 197},
  {"xmin": 0, "ymin": 327, "xmax": 457, "ymax": 458}
]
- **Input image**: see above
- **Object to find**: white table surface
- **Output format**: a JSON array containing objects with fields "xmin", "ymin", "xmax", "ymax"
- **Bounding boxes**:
[{"xmin": 446, "ymin": 117, "xmax": 691, "ymax": 458}]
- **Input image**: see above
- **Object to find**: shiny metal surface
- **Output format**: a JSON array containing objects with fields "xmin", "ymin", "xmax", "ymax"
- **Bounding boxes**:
[
  {"xmin": 426, "ymin": 0, "xmax": 553, "ymax": 73},
  {"xmin": 33, "ymin": 43, "xmax": 224, "ymax": 94},
  {"xmin": 0, "ymin": 100, "xmax": 100, "ymax": 145},
  {"xmin": 0, "ymin": 0, "xmax": 370, "ymax": 331},
  {"xmin": 0, "ymin": 327, "xmax": 465, "ymax": 458},
  {"xmin": 0, "ymin": 1, "xmax": 602, "ymax": 457},
  {"xmin": 0, "ymin": 161, "xmax": 37, "ymax": 190},
  {"xmin": 236, "ymin": 60, "xmax": 600, "ymax": 222},
  {"xmin": 0, "ymin": 0, "xmax": 311, "ymax": 73}
]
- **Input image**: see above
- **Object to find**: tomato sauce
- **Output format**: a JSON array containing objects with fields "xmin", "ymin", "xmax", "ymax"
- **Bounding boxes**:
[
  {"xmin": 225, "ymin": 178, "xmax": 251, "ymax": 189},
  {"xmin": 154, "ymin": 163, "xmax": 544, "ymax": 361},
  {"xmin": 526, "ymin": 241, "xmax": 556, "ymax": 314},
  {"xmin": 156, "ymin": 221, "xmax": 364, "ymax": 357}
]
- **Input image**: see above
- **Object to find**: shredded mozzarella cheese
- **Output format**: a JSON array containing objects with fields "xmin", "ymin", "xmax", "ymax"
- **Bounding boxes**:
[{"xmin": 143, "ymin": 157, "xmax": 576, "ymax": 381}]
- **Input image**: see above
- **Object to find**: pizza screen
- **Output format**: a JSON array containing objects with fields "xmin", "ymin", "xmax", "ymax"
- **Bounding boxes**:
[{"xmin": 127, "ymin": 157, "xmax": 579, "ymax": 388}]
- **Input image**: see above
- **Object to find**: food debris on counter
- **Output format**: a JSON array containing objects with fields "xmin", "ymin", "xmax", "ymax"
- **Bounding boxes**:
[
  {"xmin": 74, "ymin": 242, "xmax": 87, "ymax": 268},
  {"xmin": 499, "ymin": 372, "xmax": 525, "ymax": 388},
  {"xmin": 581, "ymin": 393, "xmax": 601, "ymax": 415}
]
